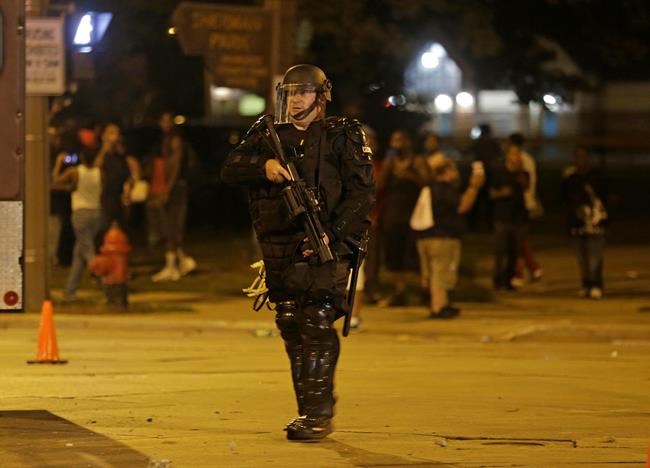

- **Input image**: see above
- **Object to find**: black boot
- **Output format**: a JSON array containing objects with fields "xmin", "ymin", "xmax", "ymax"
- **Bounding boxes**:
[
  {"xmin": 285, "ymin": 416, "xmax": 332, "ymax": 441},
  {"xmin": 275, "ymin": 301, "xmax": 305, "ymax": 418},
  {"xmin": 286, "ymin": 302, "xmax": 339, "ymax": 442}
]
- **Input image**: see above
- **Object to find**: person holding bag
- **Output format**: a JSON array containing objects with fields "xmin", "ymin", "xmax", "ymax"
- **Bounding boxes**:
[
  {"xmin": 415, "ymin": 160, "xmax": 484, "ymax": 318},
  {"xmin": 409, "ymin": 132, "xmax": 449, "ymax": 232}
]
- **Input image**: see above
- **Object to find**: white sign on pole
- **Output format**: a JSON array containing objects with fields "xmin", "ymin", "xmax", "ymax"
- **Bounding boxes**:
[
  {"xmin": 26, "ymin": 18, "xmax": 66, "ymax": 96},
  {"xmin": 0, "ymin": 202, "xmax": 24, "ymax": 310}
]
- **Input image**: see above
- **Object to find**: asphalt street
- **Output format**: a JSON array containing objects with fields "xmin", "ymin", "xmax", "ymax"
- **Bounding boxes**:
[{"xmin": 1, "ymin": 243, "xmax": 649, "ymax": 467}]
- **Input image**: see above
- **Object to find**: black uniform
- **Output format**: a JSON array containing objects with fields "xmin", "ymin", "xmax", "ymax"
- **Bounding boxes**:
[{"xmin": 221, "ymin": 116, "xmax": 374, "ymax": 427}]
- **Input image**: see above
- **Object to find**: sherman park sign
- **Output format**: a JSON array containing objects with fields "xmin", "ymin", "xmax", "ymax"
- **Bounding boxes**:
[{"xmin": 172, "ymin": 2, "xmax": 272, "ymax": 92}]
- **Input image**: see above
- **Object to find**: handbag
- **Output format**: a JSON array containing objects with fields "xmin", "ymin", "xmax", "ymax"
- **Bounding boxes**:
[
  {"xmin": 409, "ymin": 186, "xmax": 434, "ymax": 231},
  {"xmin": 129, "ymin": 180, "xmax": 149, "ymax": 203},
  {"xmin": 529, "ymin": 194, "xmax": 545, "ymax": 219}
]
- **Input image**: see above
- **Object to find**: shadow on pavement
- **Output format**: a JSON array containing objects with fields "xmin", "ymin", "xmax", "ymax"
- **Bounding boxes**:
[
  {"xmin": 0, "ymin": 410, "xmax": 151, "ymax": 467},
  {"xmin": 322, "ymin": 437, "xmax": 454, "ymax": 467}
]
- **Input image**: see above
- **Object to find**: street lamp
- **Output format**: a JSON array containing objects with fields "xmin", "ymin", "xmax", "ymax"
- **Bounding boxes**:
[
  {"xmin": 420, "ymin": 43, "xmax": 447, "ymax": 69},
  {"xmin": 71, "ymin": 12, "xmax": 112, "ymax": 51},
  {"xmin": 434, "ymin": 94, "xmax": 453, "ymax": 113},
  {"xmin": 73, "ymin": 14, "xmax": 93, "ymax": 45},
  {"xmin": 543, "ymin": 93, "xmax": 562, "ymax": 112},
  {"xmin": 543, "ymin": 94, "xmax": 557, "ymax": 106},
  {"xmin": 420, "ymin": 53, "xmax": 439, "ymax": 69},
  {"xmin": 455, "ymin": 91, "xmax": 474, "ymax": 109}
]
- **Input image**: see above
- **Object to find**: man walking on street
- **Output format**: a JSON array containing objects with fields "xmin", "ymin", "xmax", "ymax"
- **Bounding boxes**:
[{"xmin": 221, "ymin": 64, "xmax": 375, "ymax": 441}]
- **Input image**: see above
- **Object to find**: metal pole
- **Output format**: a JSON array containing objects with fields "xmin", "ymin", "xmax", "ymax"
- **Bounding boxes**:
[{"xmin": 24, "ymin": 0, "xmax": 50, "ymax": 311}]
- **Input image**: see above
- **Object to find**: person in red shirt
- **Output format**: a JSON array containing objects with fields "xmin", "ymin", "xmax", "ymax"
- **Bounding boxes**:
[{"xmin": 147, "ymin": 112, "xmax": 197, "ymax": 282}]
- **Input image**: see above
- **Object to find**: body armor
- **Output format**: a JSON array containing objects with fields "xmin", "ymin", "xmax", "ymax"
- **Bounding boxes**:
[{"xmin": 221, "ymin": 103, "xmax": 375, "ymax": 440}]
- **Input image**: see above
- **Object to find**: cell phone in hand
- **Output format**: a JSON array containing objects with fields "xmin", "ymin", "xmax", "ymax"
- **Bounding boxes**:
[{"xmin": 64, "ymin": 153, "xmax": 79, "ymax": 165}]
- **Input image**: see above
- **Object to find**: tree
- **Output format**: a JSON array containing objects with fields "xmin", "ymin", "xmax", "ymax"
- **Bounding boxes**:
[{"xmin": 297, "ymin": 0, "xmax": 650, "ymax": 121}]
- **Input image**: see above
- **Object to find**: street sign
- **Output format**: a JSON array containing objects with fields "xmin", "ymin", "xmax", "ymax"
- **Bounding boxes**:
[
  {"xmin": 26, "ymin": 17, "xmax": 65, "ymax": 95},
  {"xmin": 172, "ymin": 2, "xmax": 272, "ymax": 92}
]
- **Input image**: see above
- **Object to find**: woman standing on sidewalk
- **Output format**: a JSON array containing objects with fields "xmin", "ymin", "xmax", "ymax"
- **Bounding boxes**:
[
  {"xmin": 52, "ymin": 149, "xmax": 102, "ymax": 300},
  {"xmin": 94, "ymin": 123, "xmax": 140, "ymax": 233},
  {"xmin": 149, "ymin": 112, "xmax": 197, "ymax": 282},
  {"xmin": 376, "ymin": 129, "xmax": 428, "ymax": 306}
]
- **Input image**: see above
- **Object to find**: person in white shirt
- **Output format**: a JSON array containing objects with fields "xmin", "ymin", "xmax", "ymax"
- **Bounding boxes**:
[
  {"xmin": 52, "ymin": 148, "xmax": 103, "ymax": 300},
  {"xmin": 508, "ymin": 133, "xmax": 543, "ymax": 287}
]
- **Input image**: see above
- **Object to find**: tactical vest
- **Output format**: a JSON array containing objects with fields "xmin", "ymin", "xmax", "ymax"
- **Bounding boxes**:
[{"xmin": 246, "ymin": 116, "xmax": 371, "ymax": 301}]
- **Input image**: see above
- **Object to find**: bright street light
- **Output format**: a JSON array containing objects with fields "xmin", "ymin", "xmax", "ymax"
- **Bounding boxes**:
[
  {"xmin": 420, "ymin": 52, "xmax": 440, "ymax": 69},
  {"xmin": 455, "ymin": 92, "xmax": 474, "ymax": 109},
  {"xmin": 72, "ymin": 12, "xmax": 113, "ymax": 50},
  {"xmin": 73, "ymin": 14, "xmax": 93, "ymax": 45},
  {"xmin": 420, "ymin": 42, "xmax": 447, "ymax": 69},
  {"xmin": 543, "ymin": 94, "xmax": 557, "ymax": 105},
  {"xmin": 434, "ymin": 94, "xmax": 453, "ymax": 113}
]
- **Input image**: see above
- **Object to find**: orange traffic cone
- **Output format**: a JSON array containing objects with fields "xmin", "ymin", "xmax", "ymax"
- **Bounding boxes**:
[{"xmin": 27, "ymin": 300, "xmax": 68, "ymax": 364}]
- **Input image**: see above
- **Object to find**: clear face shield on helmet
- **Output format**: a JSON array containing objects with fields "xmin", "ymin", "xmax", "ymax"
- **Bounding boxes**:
[{"xmin": 274, "ymin": 83, "xmax": 322, "ymax": 124}]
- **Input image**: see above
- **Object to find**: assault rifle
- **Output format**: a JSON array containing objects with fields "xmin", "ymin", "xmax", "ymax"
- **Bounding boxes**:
[{"xmin": 258, "ymin": 115, "xmax": 334, "ymax": 264}]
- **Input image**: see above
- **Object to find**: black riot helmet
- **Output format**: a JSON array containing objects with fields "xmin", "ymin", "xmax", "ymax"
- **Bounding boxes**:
[{"xmin": 275, "ymin": 64, "xmax": 332, "ymax": 124}]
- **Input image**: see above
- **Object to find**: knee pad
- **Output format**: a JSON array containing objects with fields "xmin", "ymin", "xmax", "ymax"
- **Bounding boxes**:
[
  {"xmin": 275, "ymin": 300, "xmax": 299, "ymax": 334},
  {"xmin": 300, "ymin": 302, "xmax": 337, "ymax": 340}
]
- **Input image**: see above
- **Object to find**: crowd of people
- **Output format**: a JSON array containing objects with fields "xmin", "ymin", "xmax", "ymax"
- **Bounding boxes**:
[
  {"xmin": 356, "ymin": 123, "xmax": 609, "ymax": 325},
  {"xmin": 48, "ymin": 112, "xmax": 198, "ymax": 300},
  {"xmin": 48, "ymin": 112, "xmax": 609, "ymax": 313}
]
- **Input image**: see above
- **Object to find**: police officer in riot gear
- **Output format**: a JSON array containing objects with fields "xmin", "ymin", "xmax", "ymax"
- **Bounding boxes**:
[{"xmin": 221, "ymin": 64, "xmax": 375, "ymax": 441}]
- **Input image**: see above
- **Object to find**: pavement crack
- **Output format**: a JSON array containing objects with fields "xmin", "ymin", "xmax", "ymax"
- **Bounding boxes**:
[
  {"xmin": 338, "ymin": 429, "xmax": 577, "ymax": 449},
  {"xmin": 562, "ymin": 463, "xmax": 646, "ymax": 465},
  {"xmin": 430, "ymin": 432, "xmax": 578, "ymax": 448}
]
